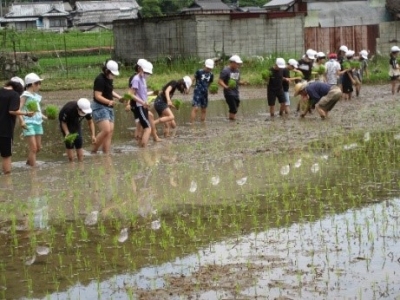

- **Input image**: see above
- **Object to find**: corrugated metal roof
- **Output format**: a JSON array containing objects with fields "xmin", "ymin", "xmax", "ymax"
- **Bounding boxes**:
[
  {"xmin": 305, "ymin": 1, "xmax": 388, "ymax": 27},
  {"xmin": 73, "ymin": 9, "xmax": 138, "ymax": 25},
  {"xmin": 188, "ymin": 0, "xmax": 231, "ymax": 10},
  {"xmin": 75, "ymin": 1, "xmax": 139, "ymax": 12},
  {"xmin": 263, "ymin": 0, "xmax": 295, "ymax": 8},
  {"xmin": 6, "ymin": 2, "xmax": 70, "ymax": 17}
]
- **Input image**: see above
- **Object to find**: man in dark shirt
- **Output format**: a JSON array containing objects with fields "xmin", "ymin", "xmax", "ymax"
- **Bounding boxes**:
[
  {"xmin": 294, "ymin": 81, "xmax": 342, "ymax": 119},
  {"xmin": 59, "ymin": 98, "xmax": 96, "ymax": 162}
]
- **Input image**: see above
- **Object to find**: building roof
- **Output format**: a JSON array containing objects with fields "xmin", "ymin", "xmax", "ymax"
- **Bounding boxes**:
[
  {"xmin": 5, "ymin": 2, "xmax": 71, "ymax": 18},
  {"xmin": 73, "ymin": 1, "xmax": 139, "ymax": 25},
  {"xmin": 75, "ymin": 1, "xmax": 139, "ymax": 12},
  {"xmin": 0, "ymin": 17, "xmax": 37, "ymax": 23},
  {"xmin": 186, "ymin": 0, "xmax": 231, "ymax": 11},
  {"xmin": 305, "ymin": 1, "xmax": 388, "ymax": 27},
  {"xmin": 263, "ymin": 0, "xmax": 295, "ymax": 10}
]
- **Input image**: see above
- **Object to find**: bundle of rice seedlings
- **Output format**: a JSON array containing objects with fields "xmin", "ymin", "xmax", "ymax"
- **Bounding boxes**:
[
  {"xmin": 209, "ymin": 82, "xmax": 218, "ymax": 94},
  {"xmin": 317, "ymin": 65, "xmax": 326, "ymax": 75},
  {"xmin": 228, "ymin": 79, "xmax": 237, "ymax": 89},
  {"xmin": 44, "ymin": 105, "xmax": 58, "ymax": 120},
  {"xmin": 148, "ymin": 95, "xmax": 157, "ymax": 104},
  {"xmin": 120, "ymin": 93, "xmax": 133, "ymax": 103},
  {"xmin": 173, "ymin": 99, "xmax": 182, "ymax": 110},
  {"xmin": 261, "ymin": 70, "xmax": 272, "ymax": 81},
  {"xmin": 342, "ymin": 61, "xmax": 351, "ymax": 70},
  {"xmin": 26, "ymin": 101, "xmax": 39, "ymax": 112},
  {"xmin": 350, "ymin": 60, "xmax": 361, "ymax": 69},
  {"xmin": 64, "ymin": 133, "xmax": 79, "ymax": 146}
]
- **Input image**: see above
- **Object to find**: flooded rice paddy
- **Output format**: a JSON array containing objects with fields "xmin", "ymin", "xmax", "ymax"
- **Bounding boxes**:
[{"xmin": 1, "ymin": 87, "xmax": 400, "ymax": 299}]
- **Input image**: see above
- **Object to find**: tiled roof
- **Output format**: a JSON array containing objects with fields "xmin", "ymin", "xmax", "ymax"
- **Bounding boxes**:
[{"xmin": 6, "ymin": 2, "xmax": 70, "ymax": 17}]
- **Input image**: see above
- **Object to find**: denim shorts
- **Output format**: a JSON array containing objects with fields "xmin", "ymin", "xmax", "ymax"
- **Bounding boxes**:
[
  {"xmin": 91, "ymin": 101, "xmax": 114, "ymax": 123},
  {"xmin": 23, "ymin": 123, "xmax": 43, "ymax": 137},
  {"xmin": 284, "ymin": 91, "xmax": 290, "ymax": 105}
]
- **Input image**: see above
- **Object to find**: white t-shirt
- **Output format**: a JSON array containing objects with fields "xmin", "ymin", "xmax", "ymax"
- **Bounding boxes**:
[{"xmin": 324, "ymin": 60, "xmax": 341, "ymax": 85}]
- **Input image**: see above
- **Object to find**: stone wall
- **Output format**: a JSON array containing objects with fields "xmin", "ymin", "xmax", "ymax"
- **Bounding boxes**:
[
  {"xmin": 113, "ymin": 13, "xmax": 305, "ymax": 63},
  {"xmin": 377, "ymin": 21, "xmax": 400, "ymax": 55}
]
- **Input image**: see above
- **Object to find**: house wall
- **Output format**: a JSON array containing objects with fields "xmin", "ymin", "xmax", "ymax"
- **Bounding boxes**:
[
  {"xmin": 113, "ymin": 14, "xmax": 305, "ymax": 62},
  {"xmin": 376, "ymin": 21, "xmax": 400, "ymax": 55}
]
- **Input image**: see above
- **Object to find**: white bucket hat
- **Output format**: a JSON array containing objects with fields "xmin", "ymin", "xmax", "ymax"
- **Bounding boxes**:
[
  {"xmin": 106, "ymin": 60, "xmax": 119, "ymax": 76},
  {"xmin": 391, "ymin": 46, "xmax": 400, "ymax": 53},
  {"xmin": 345, "ymin": 50, "xmax": 355, "ymax": 57},
  {"xmin": 276, "ymin": 58, "xmax": 286, "ymax": 69},
  {"xmin": 306, "ymin": 49, "xmax": 316, "ymax": 60},
  {"xmin": 25, "ymin": 73, "xmax": 43, "ymax": 85},
  {"xmin": 142, "ymin": 61, "xmax": 153, "ymax": 74},
  {"xmin": 205, "ymin": 59, "xmax": 214, "ymax": 69},
  {"xmin": 288, "ymin": 59, "xmax": 299, "ymax": 68},
  {"xmin": 77, "ymin": 98, "xmax": 92, "ymax": 114},
  {"xmin": 229, "ymin": 55, "xmax": 243, "ymax": 64},
  {"xmin": 183, "ymin": 76, "xmax": 192, "ymax": 89},
  {"xmin": 10, "ymin": 76, "xmax": 24, "ymax": 87},
  {"xmin": 339, "ymin": 45, "xmax": 349, "ymax": 52},
  {"xmin": 359, "ymin": 50, "xmax": 368, "ymax": 59}
]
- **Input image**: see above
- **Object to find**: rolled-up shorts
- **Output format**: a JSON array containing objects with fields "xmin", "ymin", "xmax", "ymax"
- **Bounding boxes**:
[
  {"xmin": 317, "ymin": 86, "xmax": 342, "ymax": 112},
  {"xmin": 0, "ymin": 137, "xmax": 12, "ymax": 157},
  {"xmin": 224, "ymin": 94, "xmax": 240, "ymax": 114},
  {"xmin": 135, "ymin": 106, "xmax": 150, "ymax": 129},
  {"xmin": 192, "ymin": 90, "xmax": 208, "ymax": 108},
  {"xmin": 23, "ymin": 123, "xmax": 43, "ymax": 137},
  {"xmin": 267, "ymin": 89, "xmax": 286, "ymax": 106},
  {"xmin": 91, "ymin": 101, "xmax": 114, "ymax": 123}
]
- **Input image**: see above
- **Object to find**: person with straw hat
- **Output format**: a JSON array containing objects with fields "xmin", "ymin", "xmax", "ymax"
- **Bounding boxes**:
[{"xmin": 294, "ymin": 81, "xmax": 342, "ymax": 119}]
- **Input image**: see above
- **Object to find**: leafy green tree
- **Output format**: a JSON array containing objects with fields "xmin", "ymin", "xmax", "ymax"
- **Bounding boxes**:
[{"xmin": 138, "ymin": 0, "xmax": 163, "ymax": 17}]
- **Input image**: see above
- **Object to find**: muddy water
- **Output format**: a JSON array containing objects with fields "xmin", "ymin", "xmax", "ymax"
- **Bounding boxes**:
[{"xmin": 1, "ymin": 95, "xmax": 400, "ymax": 299}]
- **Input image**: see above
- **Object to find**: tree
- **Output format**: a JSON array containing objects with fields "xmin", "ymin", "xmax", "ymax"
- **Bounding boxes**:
[{"xmin": 139, "ymin": 0, "xmax": 163, "ymax": 17}]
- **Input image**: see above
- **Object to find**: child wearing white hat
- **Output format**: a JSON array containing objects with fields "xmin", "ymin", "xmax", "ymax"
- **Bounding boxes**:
[
  {"xmin": 190, "ymin": 59, "xmax": 215, "ymax": 123},
  {"xmin": 19, "ymin": 72, "xmax": 45, "ymax": 167},
  {"xmin": 389, "ymin": 46, "xmax": 400, "ymax": 95}
]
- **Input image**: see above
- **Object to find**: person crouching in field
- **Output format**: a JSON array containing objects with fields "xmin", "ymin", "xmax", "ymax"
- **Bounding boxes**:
[
  {"xmin": 389, "ymin": 46, "xmax": 400, "ymax": 95},
  {"xmin": 294, "ymin": 81, "xmax": 342, "ymax": 120},
  {"xmin": 154, "ymin": 76, "xmax": 192, "ymax": 137},
  {"xmin": 190, "ymin": 59, "xmax": 214, "ymax": 123},
  {"xmin": 0, "ymin": 77, "xmax": 34, "ymax": 174},
  {"xmin": 59, "ymin": 98, "xmax": 96, "ymax": 162}
]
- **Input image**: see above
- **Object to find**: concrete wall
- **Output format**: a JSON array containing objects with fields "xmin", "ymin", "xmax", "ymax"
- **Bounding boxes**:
[
  {"xmin": 113, "ymin": 13, "xmax": 305, "ymax": 63},
  {"xmin": 377, "ymin": 21, "xmax": 400, "ymax": 55}
]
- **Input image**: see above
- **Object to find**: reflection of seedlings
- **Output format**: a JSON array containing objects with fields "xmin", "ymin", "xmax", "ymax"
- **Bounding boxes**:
[
  {"xmin": 236, "ymin": 177, "xmax": 247, "ymax": 186},
  {"xmin": 343, "ymin": 143, "xmax": 358, "ymax": 150},
  {"xmin": 189, "ymin": 181, "xmax": 197, "ymax": 193},
  {"xmin": 234, "ymin": 160, "xmax": 243, "ymax": 170}
]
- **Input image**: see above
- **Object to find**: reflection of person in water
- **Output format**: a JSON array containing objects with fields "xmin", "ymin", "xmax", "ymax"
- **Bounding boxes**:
[{"xmin": 28, "ymin": 169, "xmax": 49, "ymax": 230}]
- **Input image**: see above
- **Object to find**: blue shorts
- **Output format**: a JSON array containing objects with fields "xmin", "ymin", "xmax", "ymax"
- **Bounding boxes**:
[
  {"xmin": 284, "ymin": 91, "xmax": 290, "ymax": 106},
  {"xmin": 192, "ymin": 90, "xmax": 208, "ymax": 108},
  {"xmin": 91, "ymin": 101, "xmax": 114, "ymax": 123},
  {"xmin": 23, "ymin": 123, "xmax": 43, "ymax": 137}
]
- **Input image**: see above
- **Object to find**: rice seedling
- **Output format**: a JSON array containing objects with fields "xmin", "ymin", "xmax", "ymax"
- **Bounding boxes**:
[
  {"xmin": 173, "ymin": 99, "xmax": 183, "ymax": 110},
  {"xmin": 25, "ymin": 101, "xmax": 39, "ymax": 112},
  {"xmin": 44, "ymin": 105, "xmax": 59, "ymax": 120},
  {"xmin": 261, "ymin": 69, "xmax": 272, "ymax": 81},
  {"xmin": 228, "ymin": 79, "xmax": 236, "ymax": 89},
  {"xmin": 205, "ymin": 82, "xmax": 218, "ymax": 96},
  {"xmin": 64, "ymin": 133, "xmax": 79, "ymax": 146}
]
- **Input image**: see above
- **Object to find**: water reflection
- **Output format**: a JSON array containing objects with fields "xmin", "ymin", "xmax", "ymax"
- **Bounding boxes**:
[{"xmin": 44, "ymin": 198, "xmax": 400, "ymax": 300}]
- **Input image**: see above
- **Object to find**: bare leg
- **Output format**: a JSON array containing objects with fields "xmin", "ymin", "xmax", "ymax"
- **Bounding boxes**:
[
  {"xmin": 269, "ymin": 105, "xmax": 275, "ymax": 117},
  {"xmin": 148, "ymin": 112, "xmax": 161, "ymax": 142},
  {"xmin": 228, "ymin": 113, "xmax": 236, "ymax": 120},
  {"xmin": 76, "ymin": 148, "xmax": 84, "ymax": 162},
  {"xmin": 2, "ymin": 156, "xmax": 12, "ymax": 174},
  {"xmin": 200, "ymin": 108, "xmax": 207, "ymax": 122},
  {"xmin": 190, "ymin": 107, "xmax": 198, "ymax": 123},
  {"xmin": 66, "ymin": 149, "xmax": 74, "ymax": 162},
  {"xmin": 315, "ymin": 104, "xmax": 327, "ymax": 119},
  {"xmin": 26, "ymin": 135, "xmax": 41, "ymax": 167},
  {"xmin": 92, "ymin": 120, "xmax": 114, "ymax": 154}
]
